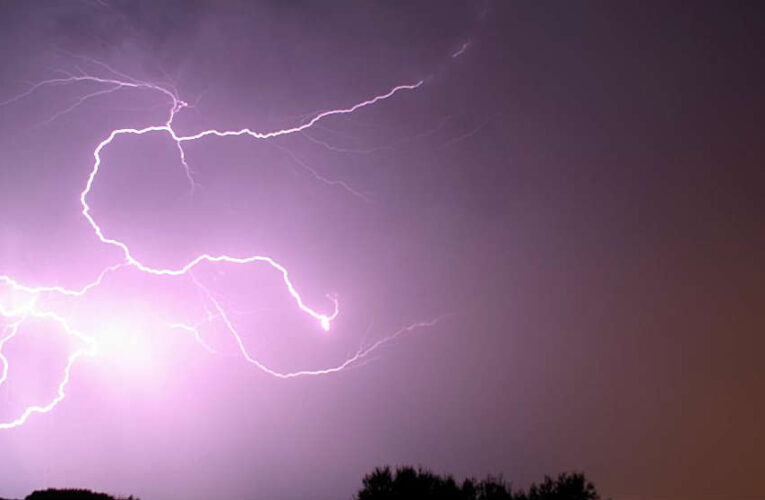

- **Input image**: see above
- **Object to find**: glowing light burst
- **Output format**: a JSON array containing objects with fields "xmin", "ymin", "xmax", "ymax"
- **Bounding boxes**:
[{"xmin": 0, "ymin": 63, "xmax": 438, "ymax": 429}]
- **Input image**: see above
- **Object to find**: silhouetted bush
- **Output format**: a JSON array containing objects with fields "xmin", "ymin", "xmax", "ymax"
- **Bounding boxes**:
[
  {"xmin": 24, "ymin": 489, "xmax": 138, "ymax": 500},
  {"xmin": 356, "ymin": 466, "xmax": 601, "ymax": 500}
]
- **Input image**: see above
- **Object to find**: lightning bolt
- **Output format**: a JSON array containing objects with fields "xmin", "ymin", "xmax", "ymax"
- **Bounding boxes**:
[
  {"xmin": 451, "ymin": 41, "xmax": 471, "ymax": 58},
  {"xmin": 0, "ymin": 61, "xmax": 440, "ymax": 429}
]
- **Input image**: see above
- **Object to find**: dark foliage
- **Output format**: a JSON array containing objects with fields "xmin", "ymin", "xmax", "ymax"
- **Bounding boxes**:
[
  {"xmin": 526, "ymin": 473, "xmax": 599, "ymax": 500},
  {"xmin": 356, "ymin": 466, "xmax": 601, "ymax": 500},
  {"xmin": 24, "ymin": 490, "xmax": 138, "ymax": 500}
]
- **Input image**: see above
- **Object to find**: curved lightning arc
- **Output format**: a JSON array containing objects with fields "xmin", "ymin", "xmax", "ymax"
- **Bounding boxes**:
[{"xmin": 0, "ymin": 64, "xmax": 437, "ymax": 429}]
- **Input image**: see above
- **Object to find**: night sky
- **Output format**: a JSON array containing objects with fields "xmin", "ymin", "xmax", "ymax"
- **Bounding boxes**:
[{"xmin": 1, "ymin": 2, "xmax": 764, "ymax": 499}]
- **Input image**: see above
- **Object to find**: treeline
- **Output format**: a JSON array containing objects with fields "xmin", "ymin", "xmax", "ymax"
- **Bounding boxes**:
[
  {"xmin": 15, "ymin": 466, "xmax": 602, "ymax": 500},
  {"xmin": 357, "ymin": 466, "xmax": 602, "ymax": 500},
  {"xmin": 23, "ymin": 490, "xmax": 137, "ymax": 500}
]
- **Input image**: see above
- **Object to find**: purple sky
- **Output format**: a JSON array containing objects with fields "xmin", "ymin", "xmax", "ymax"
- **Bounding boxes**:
[{"xmin": 1, "ymin": 2, "xmax": 764, "ymax": 499}]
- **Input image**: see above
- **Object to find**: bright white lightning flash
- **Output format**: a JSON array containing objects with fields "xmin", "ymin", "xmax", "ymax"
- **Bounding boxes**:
[{"xmin": 0, "ymin": 62, "xmax": 438, "ymax": 429}]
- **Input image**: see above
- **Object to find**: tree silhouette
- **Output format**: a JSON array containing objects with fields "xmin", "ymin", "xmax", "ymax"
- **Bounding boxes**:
[
  {"xmin": 476, "ymin": 475, "xmax": 514, "ymax": 500},
  {"xmin": 24, "ymin": 489, "xmax": 139, "ymax": 500},
  {"xmin": 356, "ymin": 466, "xmax": 601, "ymax": 500},
  {"xmin": 357, "ymin": 466, "xmax": 470, "ymax": 500},
  {"xmin": 526, "ymin": 473, "xmax": 599, "ymax": 500}
]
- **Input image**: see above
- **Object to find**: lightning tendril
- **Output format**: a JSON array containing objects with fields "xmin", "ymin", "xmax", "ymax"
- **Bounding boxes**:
[{"xmin": 0, "ymin": 62, "xmax": 438, "ymax": 429}]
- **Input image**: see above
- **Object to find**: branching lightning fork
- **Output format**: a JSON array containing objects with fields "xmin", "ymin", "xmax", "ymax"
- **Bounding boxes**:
[{"xmin": 0, "ymin": 64, "xmax": 438, "ymax": 429}]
